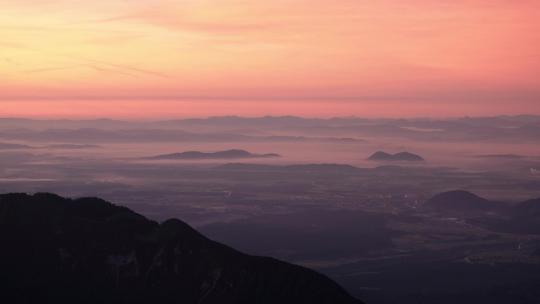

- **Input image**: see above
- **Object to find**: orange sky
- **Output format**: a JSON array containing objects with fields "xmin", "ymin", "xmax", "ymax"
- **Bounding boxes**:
[{"xmin": 1, "ymin": 0, "xmax": 539, "ymax": 118}]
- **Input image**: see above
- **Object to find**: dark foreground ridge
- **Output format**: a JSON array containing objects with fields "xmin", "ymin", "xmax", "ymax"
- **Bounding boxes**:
[{"xmin": 0, "ymin": 193, "xmax": 362, "ymax": 304}]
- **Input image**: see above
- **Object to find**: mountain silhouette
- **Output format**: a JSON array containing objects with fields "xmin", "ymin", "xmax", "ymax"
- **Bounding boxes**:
[
  {"xmin": 515, "ymin": 198, "xmax": 540, "ymax": 217},
  {"xmin": 368, "ymin": 151, "xmax": 424, "ymax": 161},
  {"xmin": 500, "ymin": 198, "xmax": 540, "ymax": 234},
  {"xmin": 423, "ymin": 190, "xmax": 498, "ymax": 214},
  {"xmin": 147, "ymin": 149, "xmax": 281, "ymax": 160},
  {"xmin": 0, "ymin": 193, "xmax": 361, "ymax": 304},
  {"xmin": 425, "ymin": 191, "xmax": 540, "ymax": 234}
]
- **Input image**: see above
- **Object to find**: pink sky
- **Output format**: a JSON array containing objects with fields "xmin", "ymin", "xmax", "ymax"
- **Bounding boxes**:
[{"xmin": 1, "ymin": 0, "xmax": 539, "ymax": 118}]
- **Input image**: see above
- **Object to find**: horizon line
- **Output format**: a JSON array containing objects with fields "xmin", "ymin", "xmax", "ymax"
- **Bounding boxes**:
[{"xmin": 0, "ymin": 114, "xmax": 538, "ymax": 122}]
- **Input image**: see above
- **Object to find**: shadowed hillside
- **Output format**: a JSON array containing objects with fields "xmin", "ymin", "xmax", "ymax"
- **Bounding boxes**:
[{"xmin": 0, "ymin": 193, "xmax": 362, "ymax": 304}]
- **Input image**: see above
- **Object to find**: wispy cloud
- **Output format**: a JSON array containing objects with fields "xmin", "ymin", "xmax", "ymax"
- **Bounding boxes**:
[
  {"xmin": 88, "ymin": 1, "xmax": 276, "ymax": 35},
  {"xmin": 1, "ymin": 0, "xmax": 539, "ymax": 117},
  {"xmin": 76, "ymin": 58, "xmax": 172, "ymax": 79},
  {"xmin": 23, "ymin": 65, "xmax": 86, "ymax": 74},
  {"xmin": 22, "ymin": 64, "xmax": 139, "ymax": 78}
]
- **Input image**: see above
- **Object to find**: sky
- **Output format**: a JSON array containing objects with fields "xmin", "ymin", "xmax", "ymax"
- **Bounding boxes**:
[{"xmin": 1, "ymin": 0, "xmax": 539, "ymax": 118}]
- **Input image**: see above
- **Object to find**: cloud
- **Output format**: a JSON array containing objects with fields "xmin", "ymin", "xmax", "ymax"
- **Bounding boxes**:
[
  {"xmin": 23, "ymin": 65, "xmax": 86, "ymax": 74},
  {"xmin": 77, "ymin": 58, "xmax": 172, "ymax": 79},
  {"xmin": 21, "ymin": 64, "xmax": 139, "ymax": 78},
  {"xmin": 1, "ymin": 0, "xmax": 539, "ymax": 116},
  {"xmin": 93, "ymin": 11, "xmax": 272, "ymax": 35}
]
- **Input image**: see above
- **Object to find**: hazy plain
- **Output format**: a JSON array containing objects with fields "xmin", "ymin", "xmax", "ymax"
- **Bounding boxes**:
[{"xmin": 1, "ymin": 116, "xmax": 540, "ymax": 303}]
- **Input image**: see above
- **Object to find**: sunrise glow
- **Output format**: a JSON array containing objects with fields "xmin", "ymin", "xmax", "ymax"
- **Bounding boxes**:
[{"xmin": 1, "ymin": 0, "xmax": 539, "ymax": 118}]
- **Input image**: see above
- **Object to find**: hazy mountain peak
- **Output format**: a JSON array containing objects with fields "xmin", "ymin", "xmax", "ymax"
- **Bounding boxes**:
[
  {"xmin": 146, "ymin": 149, "xmax": 281, "ymax": 160},
  {"xmin": 368, "ymin": 151, "xmax": 424, "ymax": 161}
]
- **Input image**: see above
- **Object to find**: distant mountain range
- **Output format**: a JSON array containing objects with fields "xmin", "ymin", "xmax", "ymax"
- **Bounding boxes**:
[
  {"xmin": 0, "ymin": 142, "xmax": 101, "ymax": 150},
  {"xmin": 0, "ymin": 128, "xmax": 363, "ymax": 144},
  {"xmin": 2, "ymin": 115, "xmax": 538, "ymax": 143},
  {"xmin": 146, "ymin": 149, "xmax": 281, "ymax": 160},
  {"xmin": 0, "ymin": 115, "xmax": 540, "ymax": 143},
  {"xmin": 368, "ymin": 151, "xmax": 424, "ymax": 162},
  {"xmin": 0, "ymin": 193, "xmax": 362, "ymax": 304}
]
